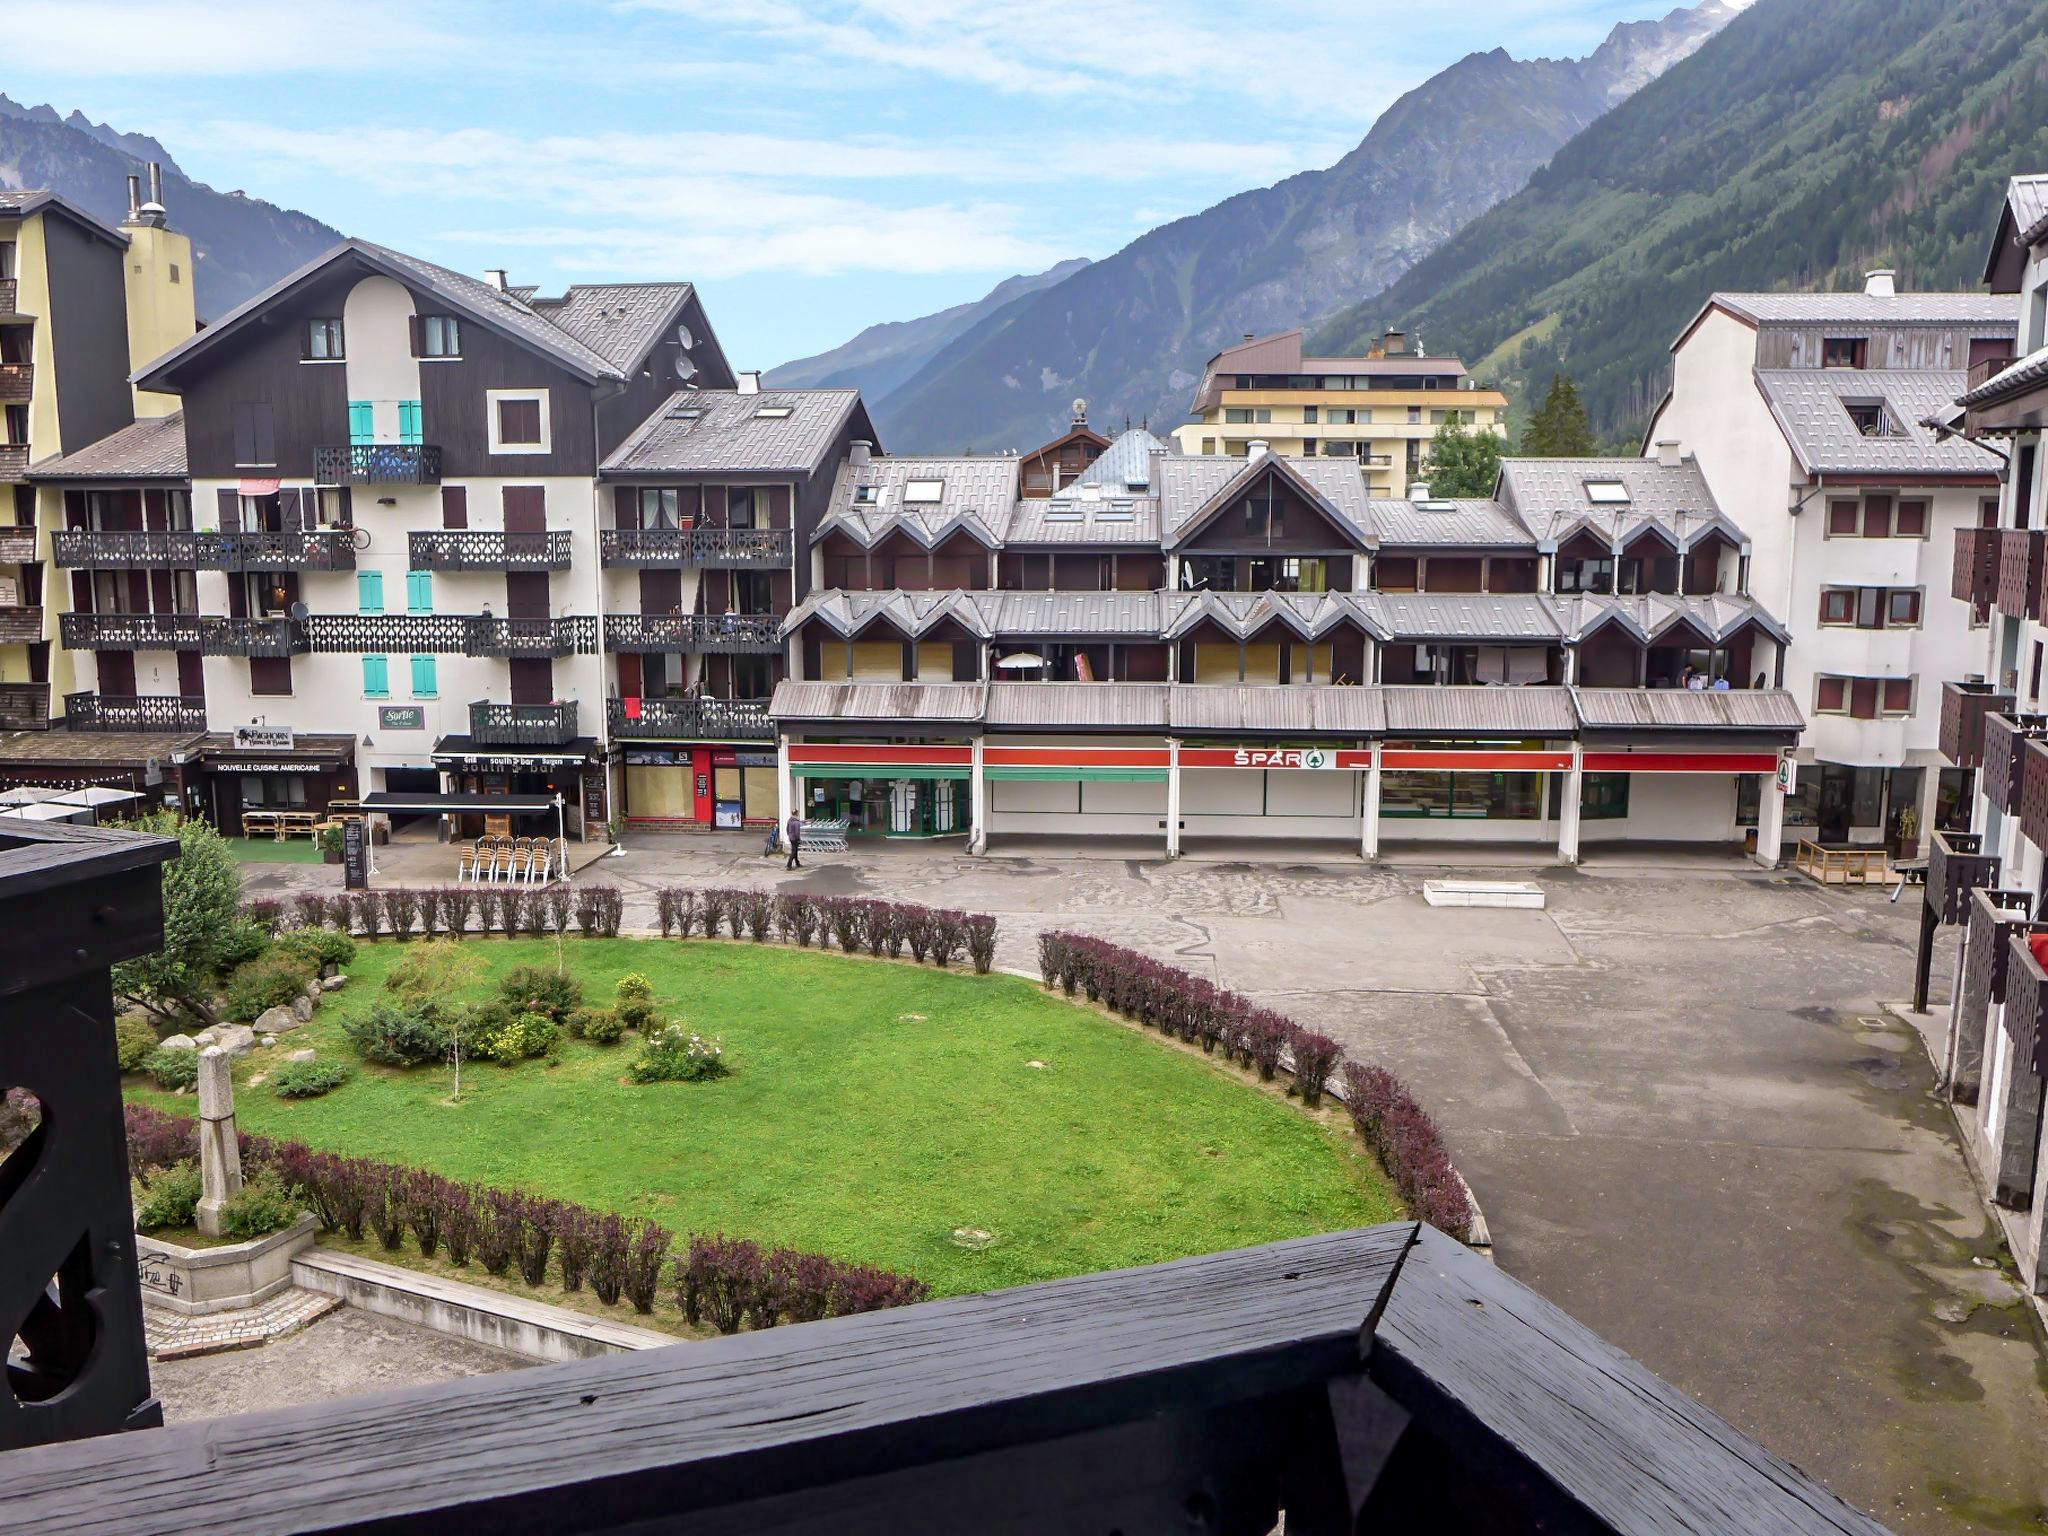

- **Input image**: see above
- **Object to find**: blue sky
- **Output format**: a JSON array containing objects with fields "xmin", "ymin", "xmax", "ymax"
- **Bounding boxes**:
[{"xmin": 8, "ymin": 1, "xmax": 1716, "ymax": 370}]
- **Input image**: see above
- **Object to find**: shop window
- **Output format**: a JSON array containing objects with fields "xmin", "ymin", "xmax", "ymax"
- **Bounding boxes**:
[
  {"xmin": 1381, "ymin": 771, "xmax": 1542, "ymax": 819},
  {"xmin": 1583, "ymin": 773, "xmax": 1629, "ymax": 820}
]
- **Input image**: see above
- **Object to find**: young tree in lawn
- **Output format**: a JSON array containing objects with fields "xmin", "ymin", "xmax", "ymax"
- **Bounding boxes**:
[
  {"xmin": 1519, "ymin": 373, "xmax": 1596, "ymax": 457},
  {"xmin": 112, "ymin": 812, "xmax": 243, "ymax": 1027},
  {"xmin": 1419, "ymin": 419, "xmax": 1503, "ymax": 498}
]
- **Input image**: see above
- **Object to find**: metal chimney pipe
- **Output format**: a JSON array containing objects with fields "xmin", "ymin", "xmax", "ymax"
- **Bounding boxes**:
[
  {"xmin": 125, "ymin": 175, "xmax": 141, "ymax": 221},
  {"xmin": 148, "ymin": 162, "xmax": 163, "ymax": 208}
]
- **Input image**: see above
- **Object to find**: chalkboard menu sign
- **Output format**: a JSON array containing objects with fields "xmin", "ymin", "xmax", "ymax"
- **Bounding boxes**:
[
  {"xmin": 343, "ymin": 818, "xmax": 368, "ymax": 890},
  {"xmin": 583, "ymin": 771, "xmax": 606, "ymax": 834}
]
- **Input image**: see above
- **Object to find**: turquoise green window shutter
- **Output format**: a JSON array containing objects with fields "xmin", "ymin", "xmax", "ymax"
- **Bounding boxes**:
[
  {"xmin": 357, "ymin": 569, "xmax": 384, "ymax": 613},
  {"xmin": 362, "ymin": 655, "xmax": 389, "ymax": 697},
  {"xmin": 348, "ymin": 400, "xmax": 374, "ymax": 446},
  {"xmin": 399, "ymin": 400, "xmax": 423, "ymax": 445},
  {"xmin": 406, "ymin": 570, "xmax": 432, "ymax": 613},
  {"xmin": 411, "ymin": 655, "xmax": 437, "ymax": 697}
]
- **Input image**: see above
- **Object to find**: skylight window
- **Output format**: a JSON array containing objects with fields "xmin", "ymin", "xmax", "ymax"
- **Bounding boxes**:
[
  {"xmin": 1583, "ymin": 480, "xmax": 1631, "ymax": 504},
  {"xmin": 903, "ymin": 479, "xmax": 945, "ymax": 503},
  {"xmin": 852, "ymin": 485, "xmax": 880, "ymax": 505},
  {"xmin": 665, "ymin": 406, "xmax": 702, "ymax": 421},
  {"xmin": 1044, "ymin": 508, "xmax": 1084, "ymax": 522},
  {"xmin": 1095, "ymin": 506, "xmax": 1136, "ymax": 522},
  {"xmin": 753, "ymin": 405, "xmax": 794, "ymax": 419}
]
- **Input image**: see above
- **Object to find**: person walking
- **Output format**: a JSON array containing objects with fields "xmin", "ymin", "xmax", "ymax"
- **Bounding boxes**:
[{"xmin": 784, "ymin": 812, "xmax": 803, "ymax": 870}]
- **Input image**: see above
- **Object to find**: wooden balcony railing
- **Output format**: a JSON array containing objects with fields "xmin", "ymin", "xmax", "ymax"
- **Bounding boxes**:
[
  {"xmin": 603, "ymin": 611, "xmax": 783, "ymax": 654},
  {"xmin": 54, "ymin": 529, "xmax": 231, "ymax": 569},
  {"xmin": 462, "ymin": 615, "xmax": 598, "ymax": 658},
  {"xmin": 1953, "ymin": 525, "xmax": 1999, "ymax": 613},
  {"xmin": 1927, "ymin": 830, "xmax": 2000, "ymax": 924},
  {"xmin": 468, "ymin": 698, "xmax": 579, "ymax": 747},
  {"xmin": 62, "ymin": 691, "xmax": 207, "ymax": 732},
  {"xmin": 2023, "ymin": 734, "xmax": 2048, "ymax": 852},
  {"xmin": 1955, "ymin": 887, "xmax": 2039, "ymax": 1104},
  {"xmin": 305, "ymin": 613, "xmax": 470, "ymax": 655},
  {"xmin": 2000, "ymin": 932, "xmax": 2048, "ymax": 1194},
  {"xmin": 1940, "ymin": 679, "xmax": 2012, "ymax": 769},
  {"xmin": 0, "ymin": 605, "xmax": 41, "ymax": 644},
  {"xmin": 608, "ymin": 694, "xmax": 775, "ymax": 740},
  {"xmin": 234, "ymin": 528, "xmax": 358, "ymax": 571},
  {"xmin": 1969, "ymin": 352, "xmax": 2017, "ymax": 391},
  {"xmin": 0, "ymin": 680, "xmax": 50, "ymax": 730},
  {"xmin": 313, "ymin": 443, "xmax": 442, "ymax": 486},
  {"xmin": 0, "ymin": 444, "xmax": 28, "ymax": 484},
  {"xmin": 0, "ymin": 524, "xmax": 34, "ymax": 564},
  {"xmin": 1981, "ymin": 712, "xmax": 2048, "ymax": 814},
  {"xmin": 0, "ymin": 362, "xmax": 32, "ymax": 404},
  {"xmin": 410, "ymin": 529, "xmax": 573, "ymax": 570},
  {"xmin": 59, "ymin": 611, "xmax": 202, "ymax": 650},
  {"xmin": 1997, "ymin": 528, "xmax": 2046, "ymax": 620},
  {"xmin": 0, "ymin": 277, "xmax": 17, "ymax": 316},
  {"xmin": 199, "ymin": 616, "xmax": 309, "ymax": 658},
  {"xmin": 599, "ymin": 526, "xmax": 794, "ymax": 568}
]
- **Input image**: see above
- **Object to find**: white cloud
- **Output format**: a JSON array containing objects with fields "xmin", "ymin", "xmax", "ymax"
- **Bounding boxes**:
[{"xmin": 5, "ymin": 1, "xmax": 461, "ymax": 75}]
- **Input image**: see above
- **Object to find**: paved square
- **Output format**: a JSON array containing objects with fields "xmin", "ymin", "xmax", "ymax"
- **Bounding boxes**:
[{"xmin": 243, "ymin": 836, "xmax": 2048, "ymax": 1530}]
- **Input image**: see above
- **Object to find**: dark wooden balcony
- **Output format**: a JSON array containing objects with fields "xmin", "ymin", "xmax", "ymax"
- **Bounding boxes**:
[
  {"xmin": 0, "ymin": 277, "xmax": 17, "ymax": 316},
  {"xmin": 1927, "ymin": 830, "xmax": 2000, "ymax": 924},
  {"xmin": 1940, "ymin": 679, "xmax": 2012, "ymax": 769},
  {"xmin": 0, "ymin": 444, "xmax": 28, "ymax": 484},
  {"xmin": 199, "ymin": 615, "xmax": 309, "ymax": 658},
  {"xmin": 1981, "ymin": 712, "xmax": 2048, "ymax": 814},
  {"xmin": 1997, "ymin": 528, "xmax": 2046, "ymax": 620},
  {"xmin": 54, "ymin": 529, "xmax": 229, "ymax": 569},
  {"xmin": 234, "ymin": 528, "xmax": 357, "ymax": 571},
  {"xmin": 2024, "ymin": 733, "xmax": 2048, "ymax": 852},
  {"xmin": 1953, "ymin": 525, "xmax": 1998, "ymax": 612},
  {"xmin": 469, "ymin": 698, "xmax": 579, "ymax": 747},
  {"xmin": 599, "ymin": 526, "xmax": 793, "ymax": 568},
  {"xmin": 1956, "ymin": 886, "xmax": 2038, "ymax": 1104},
  {"xmin": 609, "ymin": 694, "xmax": 774, "ymax": 741},
  {"xmin": 0, "ymin": 362, "xmax": 31, "ymax": 404},
  {"xmin": 59, "ymin": 611, "xmax": 202, "ymax": 650},
  {"xmin": 313, "ymin": 442, "xmax": 442, "ymax": 486},
  {"xmin": 462, "ymin": 615, "xmax": 598, "ymax": 658},
  {"xmin": 0, "ymin": 524, "xmax": 34, "ymax": 564},
  {"xmin": 0, "ymin": 680, "xmax": 49, "ymax": 730},
  {"xmin": 411, "ymin": 529, "xmax": 572, "ymax": 570},
  {"xmin": 0, "ymin": 604, "xmax": 41, "ymax": 644},
  {"xmin": 305, "ymin": 612, "xmax": 470, "ymax": 654},
  {"xmin": 604, "ymin": 611, "xmax": 783, "ymax": 654},
  {"xmin": 1969, "ymin": 352, "xmax": 2017, "ymax": 391},
  {"xmin": 63, "ymin": 691, "xmax": 206, "ymax": 732},
  {"xmin": 2001, "ymin": 932, "xmax": 2048, "ymax": 1181}
]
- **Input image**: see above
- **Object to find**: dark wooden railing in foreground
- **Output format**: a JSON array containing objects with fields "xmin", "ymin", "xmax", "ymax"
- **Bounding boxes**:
[
  {"xmin": 1, "ymin": 1216, "xmax": 1891, "ymax": 1533},
  {"xmin": 0, "ymin": 821, "xmax": 177, "ymax": 1451}
]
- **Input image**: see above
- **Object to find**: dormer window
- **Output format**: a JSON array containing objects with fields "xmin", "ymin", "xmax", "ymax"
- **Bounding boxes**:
[
  {"xmin": 1843, "ymin": 398, "xmax": 1900, "ymax": 437},
  {"xmin": 1583, "ymin": 480, "xmax": 1630, "ymax": 504},
  {"xmin": 1821, "ymin": 337, "xmax": 1867, "ymax": 368},
  {"xmin": 903, "ymin": 479, "xmax": 944, "ymax": 504}
]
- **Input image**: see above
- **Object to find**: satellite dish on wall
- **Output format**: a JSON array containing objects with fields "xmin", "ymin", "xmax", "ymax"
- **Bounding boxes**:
[
  {"xmin": 288, "ymin": 601, "xmax": 310, "ymax": 622},
  {"xmin": 675, "ymin": 323, "xmax": 695, "ymax": 349},
  {"xmin": 674, "ymin": 355, "xmax": 699, "ymax": 382}
]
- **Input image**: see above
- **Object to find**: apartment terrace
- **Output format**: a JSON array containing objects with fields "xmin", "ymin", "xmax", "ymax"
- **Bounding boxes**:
[
  {"xmin": 51, "ymin": 528, "xmax": 356, "ymax": 572},
  {"xmin": 63, "ymin": 691, "xmax": 207, "ymax": 733},
  {"xmin": 312, "ymin": 442, "xmax": 442, "ymax": 485},
  {"xmin": 599, "ymin": 526, "xmax": 793, "ymax": 568},
  {"xmin": 604, "ymin": 612, "xmax": 782, "ymax": 654},
  {"xmin": 609, "ymin": 693, "xmax": 774, "ymax": 740},
  {"xmin": 410, "ymin": 529, "xmax": 572, "ymax": 571}
]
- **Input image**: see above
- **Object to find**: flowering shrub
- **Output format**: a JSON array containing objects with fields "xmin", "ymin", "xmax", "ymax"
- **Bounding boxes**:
[
  {"xmin": 1033, "ymin": 931, "xmax": 1474, "ymax": 1242},
  {"xmin": 475, "ymin": 1010, "xmax": 560, "ymax": 1064},
  {"xmin": 612, "ymin": 973, "xmax": 657, "ymax": 1030},
  {"xmin": 629, "ymin": 1024, "xmax": 727, "ymax": 1084}
]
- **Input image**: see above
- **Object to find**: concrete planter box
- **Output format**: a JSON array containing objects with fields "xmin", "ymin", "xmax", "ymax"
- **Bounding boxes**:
[
  {"xmin": 136, "ymin": 1213, "xmax": 318, "ymax": 1316},
  {"xmin": 1423, "ymin": 879, "xmax": 1545, "ymax": 910}
]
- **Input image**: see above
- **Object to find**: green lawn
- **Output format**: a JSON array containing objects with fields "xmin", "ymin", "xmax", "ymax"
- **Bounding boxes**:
[
  {"xmin": 130, "ymin": 939, "xmax": 1396, "ymax": 1295},
  {"xmin": 224, "ymin": 837, "xmax": 325, "ymax": 865}
]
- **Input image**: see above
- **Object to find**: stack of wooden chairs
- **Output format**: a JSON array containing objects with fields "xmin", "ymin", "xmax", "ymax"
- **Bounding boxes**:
[{"xmin": 456, "ymin": 834, "xmax": 568, "ymax": 885}]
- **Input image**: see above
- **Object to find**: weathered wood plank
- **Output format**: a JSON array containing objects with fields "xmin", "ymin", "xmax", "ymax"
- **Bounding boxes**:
[
  {"xmin": 0, "ymin": 1226, "xmax": 1415, "ymax": 1534},
  {"xmin": 1370, "ymin": 1226, "xmax": 1892, "ymax": 1535}
]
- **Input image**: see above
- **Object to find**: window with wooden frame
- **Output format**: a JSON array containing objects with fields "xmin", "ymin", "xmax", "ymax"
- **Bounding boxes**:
[
  {"xmin": 1820, "ymin": 337, "xmax": 1867, "ymax": 368},
  {"xmin": 1895, "ymin": 499, "xmax": 1928, "ymax": 537},
  {"xmin": 412, "ymin": 315, "xmax": 462, "ymax": 358},
  {"xmin": 1885, "ymin": 589, "xmax": 1921, "ymax": 627},
  {"xmin": 1818, "ymin": 588, "xmax": 1855, "ymax": 624},
  {"xmin": 488, "ymin": 390, "xmax": 548, "ymax": 453},
  {"xmin": 1814, "ymin": 674, "xmax": 1911, "ymax": 718},
  {"xmin": 1862, "ymin": 494, "xmax": 1893, "ymax": 537},
  {"xmin": 304, "ymin": 318, "xmax": 344, "ymax": 360},
  {"xmin": 1814, "ymin": 676, "xmax": 1846, "ymax": 713},
  {"xmin": 1826, "ymin": 500, "xmax": 1859, "ymax": 536}
]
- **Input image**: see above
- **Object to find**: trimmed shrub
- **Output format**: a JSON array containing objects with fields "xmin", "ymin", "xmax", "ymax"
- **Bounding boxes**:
[
  {"xmin": 697, "ymin": 887, "xmax": 728, "ymax": 939},
  {"xmin": 545, "ymin": 884, "xmax": 573, "ymax": 936},
  {"xmin": 574, "ymin": 885, "xmax": 603, "ymax": 936},
  {"xmin": 927, "ymin": 910, "xmax": 965, "ymax": 969},
  {"xmin": 488, "ymin": 885, "xmax": 521, "ymax": 936},
  {"xmin": 555, "ymin": 1205, "xmax": 595, "ymax": 1291},
  {"xmin": 475, "ymin": 1010, "xmax": 559, "ymax": 1064},
  {"xmin": 624, "ymin": 1219, "xmax": 671, "ymax": 1313},
  {"xmin": 832, "ymin": 1263, "xmax": 932, "ymax": 1315},
  {"xmin": 145, "ymin": 1047, "xmax": 199, "ymax": 1091},
  {"xmin": 477, "ymin": 1189, "xmax": 521, "ymax": 1276},
  {"xmin": 681, "ymin": 1233, "xmax": 766, "ymax": 1333},
  {"xmin": 629, "ymin": 1024, "xmax": 727, "ymax": 1084},
  {"xmin": 828, "ymin": 898, "xmax": 864, "ymax": 954},
  {"xmin": 440, "ymin": 1181, "xmax": 477, "ymax": 1267},
  {"xmin": 521, "ymin": 886, "xmax": 550, "ymax": 938},
  {"xmin": 681, "ymin": 1236, "xmax": 930, "ymax": 1333},
  {"xmin": 116, "ymin": 1015, "xmax": 158, "ymax": 1072},
  {"xmin": 589, "ymin": 1213, "xmax": 629, "ymax": 1305},
  {"xmin": 590, "ymin": 885, "xmax": 625, "ymax": 937},
  {"xmin": 1243, "ymin": 1009, "xmax": 1288, "ymax": 1082},
  {"xmin": 272, "ymin": 1059, "xmax": 350, "ymax": 1099},
  {"xmin": 274, "ymin": 926, "xmax": 356, "ymax": 972},
  {"xmin": 367, "ymin": 1168, "xmax": 407, "ymax": 1250},
  {"xmin": 380, "ymin": 887, "xmax": 421, "ymax": 940},
  {"xmin": 966, "ymin": 915, "xmax": 997, "ymax": 975},
  {"xmin": 403, "ymin": 1170, "xmax": 443, "ymax": 1258},
  {"xmin": 775, "ymin": 893, "xmax": 817, "ymax": 947},
  {"xmin": 903, "ymin": 907, "xmax": 933, "ymax": 963},
  {"xmin": 125, "ymin": 1103, "xmax": 195, "ymax": 1173},
  {"xmin": 350, "ymin": 889, "xmax": 383, "ymax": 939},
  {"xmin": 1339, "ymin": 1063, "xmax": 1474, "ymax": 1240},
  {"xmin": 500, "ymin": 965, "xmax": 582, "ymax": 1023},
  {"xmin": 1288, "ymin": 1028, "xmax": 1342, "ymax": 1108},
  {"xmin": 765, "ymin": 1246, "xmax": 838, "ymax": 1325},
  {"xmin": 224, "ymin": 950, "xmax": 318, "ymax": 1022},
  {"xmin": 438, "ymin": 885, "xmax": 477, "ymax": 938},
  {"xmin": 518, "ymin": 1197, "xmax": 557, "ymax": 1286},
  {"xmin": 723, "ymin": 889, "xmax": 749, "ymax": 940},
  {"xmin": 612, "ymin": 973, "xmax": 657, "ymax": 1030},
  {"xmin": 343, "ymin": 1000, "xmax": 451, "ymax": 1067},
  {"xmin": 293, "ymin": 891, "xmax": 332, "ymax": 930},
  {"xmin": 134, "ymin": 1160, "xmax": 203, "ymax": 1231},
  {"xmin": 245, "ymin": 897, "xmax": 285, "ymax": 935},
  {"xmin": 741, "ymin": 889, "xmax": 774, "ymax": 942},
  {"xmin": 657, "ymin": 886, "xmax": 694, "ymax": 938},
  {"xmin": 584, "ymin": 1009, "xmax": 627, "ymax": 1046},
  {"xmin": 861, "ymin": 900, "xmax": 891, "ymax": 957}
]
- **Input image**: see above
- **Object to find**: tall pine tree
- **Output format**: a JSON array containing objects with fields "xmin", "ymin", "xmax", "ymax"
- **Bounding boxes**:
[{"xmin": 1519, "ymin": 373, "xmax": 1597, "ymax": 456}]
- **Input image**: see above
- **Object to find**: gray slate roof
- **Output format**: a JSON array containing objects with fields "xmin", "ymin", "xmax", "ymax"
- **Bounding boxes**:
[
  {"xmin": 1712, "ymin": 292, "xmax": 2017, "ymax": 327},
  {"xmin": 1156, "ymin": 453, "xmax": 1376, "ymax": 545},
  {"xmin": 993, "ymin": 591, "xmax": 1163, "ymax": 636},
  {"xmin": 1381, "ymin": 686, "xmax": 1577, "ymax": 736},
  {"xmin": 29, "ymin": 412, "xmax": 187, "ymax": 480},
  {"xmin": 1570, "ymin": 687, "xmax": 1804, "ymax": 731},
  {"xmin": 1496, "ymin": 458, "xmax": 1740, "ymax": 551},
  {"xmin": 602, "ymin": 389, "xmax": 860, "ymax": 476},
  {"xmin": 1169, "ymin": 685, "xmax": 1385, "ymax": 735},
  {"xmin": 986, "ymin": 683, "xmax": 1170, "ymax": 729},
  {"xmin": 768, "ymin": 681, "xmax": 982, "ymax": 724},
  {"xmin": 0, "ymin": 188, "xmax": 127, "ymax": 248},
  {"xmin": 1369, "ymin": 497, "xmax": 1531, "ymax": 548},
  {"xmin": 1755, "ymin": 370, "xmax": 2000, "ymax": 477},
  {"xmin": 526, "ymin": 283, "xmax": 693, "ymax": 373},
  {"xmin": 818, "ymin": 455, "xmax": 1018, "ymax": 547},
  {"xmin": 1958, "ymin": 344, "xmax": 2048, "ymax": 411},
  {"xmin": 2009, "ymin": 176, "xmax": 2048, "ymax": 245},
  {"xmin": 1066, "ymin": 427, "xmax": 1174, "ymax": 492}
]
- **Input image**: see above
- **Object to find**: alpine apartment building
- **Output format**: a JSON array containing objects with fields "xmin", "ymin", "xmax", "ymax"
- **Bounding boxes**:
[
  {"xmin": 1648, "ymin": 274, "xmax": 2014, "ymax": 858},
  {"xmin": 1171, "ymin": 328, "xmax": 1509, "ymax": 498}
]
